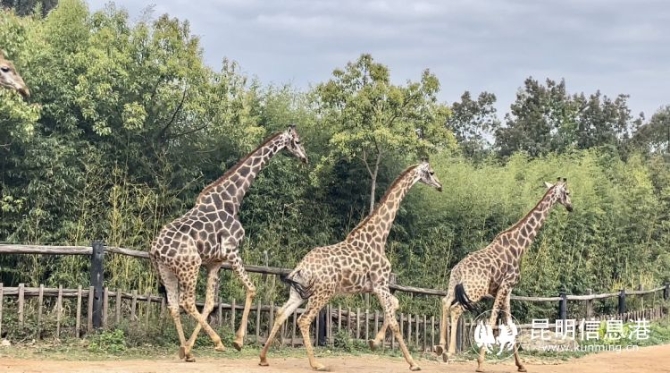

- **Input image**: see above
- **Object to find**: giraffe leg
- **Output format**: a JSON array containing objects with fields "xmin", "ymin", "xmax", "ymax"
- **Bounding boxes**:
[
  {"xmin": 375, "ymin": 287, "xmax": 421, "ymax": 371},
  {"xmin": 156, "ymin": 262, "xmax": 191, "ymax": 361},
  {"xmin": 259, "ymin": 288, "xmax": 305, "ymax": 366},
  {"xmin": 184, "ymin": 263, "xmax": 225, "ymax": 353},
  {"xmin": 179, "ymin": 266, "xmax": 224, "ymax": 360},
  {"xmin": 503, "ymin": 293, "xmax": 526, "ymax": 372},
  {"xmin": 433, "ymin": 293, "xmax": 454, "ymax": 358},
  {"xmin": 229, "ymin": 254, "xmax": 257, "ymax": 351},
  {"xmin": 297, "ymin": 295, "xmax": 332, "ymax": 371},
  {"xmin": 445, "ymin": 303, "xmax": 463, "ymax": 363},
  {"xmin": 369, "ymin": 317, "xmax": 389, "ymax": 351},
  {"xmin": 476, "ymin": 288, "xmax": 507, "ymax": 373}
]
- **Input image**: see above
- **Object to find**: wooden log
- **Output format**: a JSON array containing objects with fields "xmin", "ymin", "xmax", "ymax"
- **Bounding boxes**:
[
  {"xmin": 87, "ymin": 286, "xmax": 94, "ymax": 332},
  {"xmin": 37, "ymin": 284, "xmax": 44, "ymax": 338},
  {"xmin": 0, "ymin": 283, "xmax": 4, "ymax": 337},
  {"xmin": 18, "ymin": 283, "xmax": 24, "ymax": 328},
  {"xmin": 256, "ymin": 300, "xmax": 262, "ymax": 343},
  {"xmin": 76, "ymin": 286, "xmax": 82, "ymax": 338},
  {"xmin": 116, "ymin": 288, "xmax": 122, "ymax": 325},
  {"xmin": 131, "ymin": 290, "xmax": 137, "ymax": 321},
  {"xmin": 56, "ymin": 285, "xmax": 63, "ymax": 338},
  {"xmin": 103, "ymin": 287, "xmax": 109, "ymax": 328}
]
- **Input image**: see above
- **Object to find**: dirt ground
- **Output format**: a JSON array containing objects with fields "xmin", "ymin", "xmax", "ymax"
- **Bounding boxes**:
[{"xmin": 3, "ymin": 344, "xmax": 670, "ymax": 373}]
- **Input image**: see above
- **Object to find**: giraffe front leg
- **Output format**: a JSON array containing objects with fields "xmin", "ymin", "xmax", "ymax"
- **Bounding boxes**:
[
  {"xmin": 476, "ymin": 288, "xmax": 507, "ymax": 373},
  {"xmin": 230, "ymin": 255, "xmax": 256, "ymax": 351},
  {"xmin": 259, "ymin": 289, "xmax": 305, "ymax": 366},
  {"xmin": 375, "ymin": 288, "xmax": 421, "ymax": 371},
  {"xmin": 433, "ymin": 294, "xmax": 453, "ymax": 359},
  {"xmin": 369, "ymin": 318, "xmax": 389, "ymax": 351},
  {"xmin": 298, "ymin": 295, "xmax": 331, "ymax": 371},
  {"xmin": 503, "ymin": 293, "xmax": 526, "ymax": 372},
  {"xmin": 185, "ymin": 264, "xmax": 225, "ymax": 353}
]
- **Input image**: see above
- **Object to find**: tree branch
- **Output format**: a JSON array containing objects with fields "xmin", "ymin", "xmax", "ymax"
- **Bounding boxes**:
[{"xmin": 155, "ymin": 83, "xmax": 188, "ymax": 141}]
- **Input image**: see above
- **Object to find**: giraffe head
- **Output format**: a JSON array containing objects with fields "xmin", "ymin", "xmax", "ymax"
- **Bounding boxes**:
[
  {"xmin": 416, "ymin": 158, "xmax": 442, "ymax": 192},
  {"xmin": 543, "ymin": 177, "xmax": 573, "ymax": 212},
  {"xmin": 280, "ymin": 124, "xmax": 308, "ymax": 164},
  {"xmin": 0, "ymin": 50, "xmax": 29, "ymax": 99}
]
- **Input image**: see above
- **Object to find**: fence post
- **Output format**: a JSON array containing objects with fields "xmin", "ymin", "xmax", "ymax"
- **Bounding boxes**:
[
  {"xmin": 317, "ymin": 308, "xmax": 327, "ymax": 346},
  {"xmin": 585, "ymin": 288, "xmax": 593, "ymax": 318},
  {"xmin": 559, "ymin": 290, "xmax": 567, "ymax": 322},
  {"xmin": 618, "ymin": 289, "xmax": 626, "ymax": 315},
  {"xmin": 664, "ymin": 283, "xmax": 670, "ymax": 300},
  {"xmin": 90, "ymin": 241, "xmax": 105, "ymax": 330}
]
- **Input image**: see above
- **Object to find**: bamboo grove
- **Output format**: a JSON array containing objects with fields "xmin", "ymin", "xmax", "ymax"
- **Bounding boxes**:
[{"xmin": 1, "ymin": 0, "xmax": 669, "ymax": 319}]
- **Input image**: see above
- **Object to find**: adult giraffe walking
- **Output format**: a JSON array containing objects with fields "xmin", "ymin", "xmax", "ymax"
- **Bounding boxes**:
[
  {"xmin": 149, "ymin": 125, "xmax": 308, "ymax": 362},
  {"xmin": 259, "ymin": 160, "xmax": 443, "ymax": 371},
  {"xmin": 434, "ymin": 178, "xmax": 573, "ymax": 372}
]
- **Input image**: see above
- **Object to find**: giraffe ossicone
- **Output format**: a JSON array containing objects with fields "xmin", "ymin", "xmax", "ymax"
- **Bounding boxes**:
[
  {"xmin": 433, "ymin": 178, "xmax": 573, "ymax": 372},
  {"xmin": 149, "ymin": 124, "xmax": 308, "ymax": 362},
  {"xmin": 0, "ymin": 49, "xmax": 30, "ymax": 99},
  {"xmin": 259, "ymin": 159, "xmax": 443, "ymax": 371}
]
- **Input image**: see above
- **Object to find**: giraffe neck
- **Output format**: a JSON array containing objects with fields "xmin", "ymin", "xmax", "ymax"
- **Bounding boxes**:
[
  {"xmin": 498, "ymin": 189, "xmax": 555, "ymax": 260},
  {"xmin": 346, "ymin": 166, "xmax": 419, "ymax": 249},
  {"xmin": 196, "ymin": 133, "xmax": 285, "ymax": 213}
]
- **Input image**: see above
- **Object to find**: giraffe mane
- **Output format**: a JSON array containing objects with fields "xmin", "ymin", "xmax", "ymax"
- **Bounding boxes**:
[
  {"xmin": 492, "ymin": 184, "xmax": 555, "ymax": 239},
  {"xmin": 196, "ymin": 131, "xmax": 284, "ymax": 201},
  {"xmin": 346, "ymin": 164, "xmax": 420, "ymax": 238}
]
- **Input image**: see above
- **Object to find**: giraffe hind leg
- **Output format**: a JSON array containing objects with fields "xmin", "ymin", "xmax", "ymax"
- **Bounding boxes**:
[
  {"xmin": 229, "ymin": 254, "xmax": 257, "ymax": 351},
  {"xmin": 178, "ymin": 263, "xmax": 224, "ymax": 360},
  {"xmin": 259, "ymin": 288, "xmax": 305, "ymax": 367},
  {"xmin": 184, "ymin": 264, "xmax": 225, "ymax": 353},
  {"xmin": 155, "ymin": 261, "xmax": 191, "ymax": 361}
]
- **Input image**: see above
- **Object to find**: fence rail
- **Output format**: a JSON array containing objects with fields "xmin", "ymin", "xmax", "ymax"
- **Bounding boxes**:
[{"xmin": 2, "ymin": 243, "xmax": 669, "ymax": 301}]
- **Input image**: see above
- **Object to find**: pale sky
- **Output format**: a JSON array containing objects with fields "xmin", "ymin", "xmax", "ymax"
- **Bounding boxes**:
[{"xmin": 86, "ymin": 0, "xmax": 670, "ymax": 122}]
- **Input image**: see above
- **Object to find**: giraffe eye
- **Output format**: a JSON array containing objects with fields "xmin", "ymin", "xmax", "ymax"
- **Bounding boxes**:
[
  {"xmin": 295, "ymin": 140, "xmax": 301, "ymax": 145},
  {"xmin": 0, "ymin": 66, "xmax": 10, "ymax": 73}
]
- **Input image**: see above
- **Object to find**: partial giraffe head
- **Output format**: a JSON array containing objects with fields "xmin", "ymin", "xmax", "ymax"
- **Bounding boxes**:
[
  {"xmin": 280, "ymin": 124, "xmax": 308, "ymax": 164},
  {"xmin": 416, "ymin": 158, "xmax": 443, "ymax": 192},
  {"xmin": 543, "ymin": 177, "xmax": 573, "ymax": 212},
  {"xmin": 0, "ymin": 50, "xmax": 30, "ymax": 99}
]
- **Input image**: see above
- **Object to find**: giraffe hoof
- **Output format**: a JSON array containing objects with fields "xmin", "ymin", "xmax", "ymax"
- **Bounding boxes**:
[
  {"xmin": 258, "ymin": 357, "xmax": 269, "ymax": 367},
  {"xmin": 214, "ymin": 342, "xmax": 226, "ymax": 352},
  {"xmin": 232, "ymin": 339, "xmax": 243, "ymax": 351},
  {"xmin": 518, "ymin": 368, "xmax": 527, "ymax": 372},
  {"xmin": 368, "ymin": 339, "xmax": 380, "ymax": 351},
  {"xmin": 185, "ymin": 354, "xmax": 196, "ymax": 363},
  {"xmin": 442, "ymin": 353, "xmax": 449, "ymax": 363},
  {"xmin": 409, "ymin": 364, "xmax": 421, "ymax": 371},
  {"xmin": 433, "ymin": 345, "xmax": 444, "ymax": 356}
]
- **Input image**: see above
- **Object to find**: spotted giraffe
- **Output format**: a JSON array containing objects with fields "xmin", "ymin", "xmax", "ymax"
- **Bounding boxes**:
[
  {"xmin": 434, "ymin": 178, "xmax": 573, "ymax": 372},
  {"xmin": 149, "ymin": 124, "xmax": 308, "ymax": 362},
  {"xmin": 259, "ymin": 160, "xmax": 443, "ymax": 371},
  {"xmin": 0, "ymin": 49, "xmax": 29, "ymax": 99}
]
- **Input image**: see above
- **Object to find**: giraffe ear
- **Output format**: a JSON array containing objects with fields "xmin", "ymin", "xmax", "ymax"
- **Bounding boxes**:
[
  {"xmin": 544, "ymin": 181, "xmax": 553, "ymax": 189},
  {"xmin": 0, "ymin": 49, "xmax": 6, "ymax": 59}
]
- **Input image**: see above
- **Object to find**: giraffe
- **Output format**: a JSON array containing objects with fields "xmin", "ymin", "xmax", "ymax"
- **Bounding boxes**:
[
  {"xmin": 0, "ymin": 50, "xmax": 29, "ymax": 99},
  {"xmin": 433, "ymin": 177, "xmax": 573, "ymax": 372},
  {"xmin": 259, "ymin": 160, "xmax": 443, "ymax": 371},
  {"xmin": 149, "ymin": 124, "xmax": 308, "ymax": 362}
]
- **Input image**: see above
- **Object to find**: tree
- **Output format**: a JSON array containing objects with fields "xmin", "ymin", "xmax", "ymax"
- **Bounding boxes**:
[
  {"xmin": 495, "ymin": 77, "xmax": 573, "ymax": 158},
  {"xmin": 446, "ymin": 90, "xmax": 500, "ymax": 159},
  {"xmin": 311, "ymin": 53, "xmax": 455, "ymax": 214}
]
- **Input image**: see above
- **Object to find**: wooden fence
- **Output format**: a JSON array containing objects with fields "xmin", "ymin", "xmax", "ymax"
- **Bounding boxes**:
[{"xmin": 0, "ymin": 242, "xmax": 669, "ymax": 352}]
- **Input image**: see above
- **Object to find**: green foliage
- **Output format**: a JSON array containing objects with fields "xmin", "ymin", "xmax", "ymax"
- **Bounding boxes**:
[{"xmin": 88, "ymin": 329, "xmax": 127, "ymax": 353}]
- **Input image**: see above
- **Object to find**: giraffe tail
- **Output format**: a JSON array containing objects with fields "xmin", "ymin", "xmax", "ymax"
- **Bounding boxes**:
[
  {"xmin": 452, "ymin": 283, "xmax": 476, "ymax": 312},
  {"xmin": 280, "ymin": 271, "xmax": 313, "ymax": 300}
]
